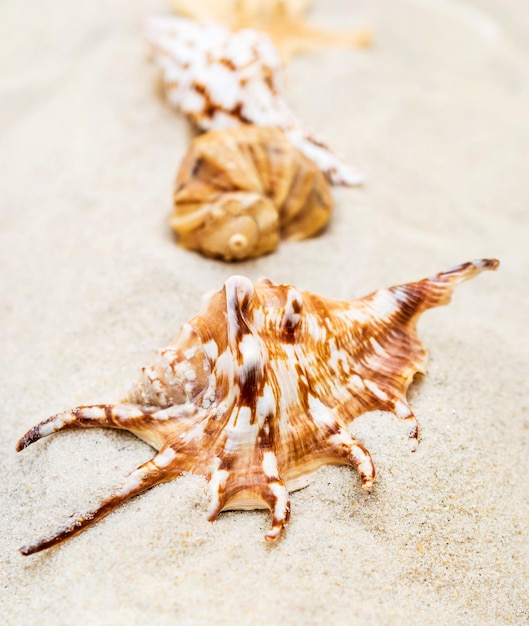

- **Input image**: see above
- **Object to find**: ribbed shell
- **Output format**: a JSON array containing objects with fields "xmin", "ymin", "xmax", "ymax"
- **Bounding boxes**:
[
  {"xmin": 171, "ymin": 126, "xmax": 333, "ymax": 261},
  {"xmin": 16, "ymin": 259, "xmax": 498, "ymax": 554}
]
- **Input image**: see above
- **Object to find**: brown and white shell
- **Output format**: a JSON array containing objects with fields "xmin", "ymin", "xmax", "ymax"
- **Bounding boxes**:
[
  {"xmin": 171, "ymin": 125, "xmax": 333, "ymax": 261},
  {"xmin": 145, "ymin": 15, "xmax": 362, "ymax": 186},
  {"xmin": 16, "ymin": 259, "xmax": 498, "ymax": 554}
]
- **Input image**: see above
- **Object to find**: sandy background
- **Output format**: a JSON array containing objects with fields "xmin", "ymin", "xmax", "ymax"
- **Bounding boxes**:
[{"xmin": 1, "ymin": 0, "xmax": 528, "ymax": 624}]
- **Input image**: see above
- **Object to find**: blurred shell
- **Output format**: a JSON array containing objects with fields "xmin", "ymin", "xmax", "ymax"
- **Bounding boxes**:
[
  {"xmin": 169, "ymin": 0, "xmax": 313, "ymax": 23},
  {"xmin": 145, "ymin": 15, "xmax": 363, "ymax": 186},
  {"xmin": 167, "ymin": 0, "xmax": 371, "ymax": 60},
  {"xmin": 171, "ymin": 125, "xmax": 333, "ymax": 261},
  {"xmin": 17, "ymin": 259, "xmax": 498, "ymax": 554}
]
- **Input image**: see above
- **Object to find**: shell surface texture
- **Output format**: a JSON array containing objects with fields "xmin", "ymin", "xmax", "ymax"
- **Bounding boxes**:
[
  {"xmin": 145, "ymin": 15, "xmax": 362, "ymax": 186},
  {"xmin": 16, "ymin": 259, "xmax": 498, "ymax": 555},
  {"xmin": 171, "ymin": 125, "xmax": 333, "ymax": 261}
]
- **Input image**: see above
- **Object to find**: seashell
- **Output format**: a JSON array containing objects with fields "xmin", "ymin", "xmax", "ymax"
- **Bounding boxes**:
[
  {"xmin": 16, "ymin": 259, "xmax": 498, "ymax": 554},
  {"xmin": 168, "ymin": 0, "xmax": 313, "ymax": 24},
  {"xmin": 145, "ymin": 15, "xmax": 363, "ymax": 186},
  {"xmin": 171, "ymin": 125, "xmax": 333, "ymax": 261},
  {"xmin": 167, "ymin": 0, "xmax": 372, "ymax": 61}
]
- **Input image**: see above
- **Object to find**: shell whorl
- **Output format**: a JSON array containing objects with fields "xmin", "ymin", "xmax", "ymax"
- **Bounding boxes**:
[{"xmin": 171, "ymin": 126, "xmax": 333, "ymax": 261}]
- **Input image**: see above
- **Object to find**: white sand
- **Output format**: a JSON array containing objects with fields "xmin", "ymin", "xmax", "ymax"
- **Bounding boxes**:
[{"xmin": 1, "ymin": 0, "xmax": 528, "ymax": 624}]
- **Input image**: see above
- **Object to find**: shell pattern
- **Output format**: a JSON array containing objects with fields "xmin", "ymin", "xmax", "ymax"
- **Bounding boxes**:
[
  {"xmin": 145, "ymin": 15, "xmax": 362, "ymax": 186},
  {"xmin": 17, "ymin": 259, "xmax": 498, "ymax": 555},
  {"xmin": 171, "ymin": 125, "xmax": 333, "ymax": 261}
]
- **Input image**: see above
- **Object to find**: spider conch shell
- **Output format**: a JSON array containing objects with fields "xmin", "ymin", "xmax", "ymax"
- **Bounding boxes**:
[
  {"xmin": 17, "ymin": 259, "xmax": 498, "ymax": 554},
  {"xmin": 145, "ymin": 15, "xmax": 363, "ymax": 186},
  {"xmin": 171, "ymin": 125, "xmax": 333, "ymax": 261}
]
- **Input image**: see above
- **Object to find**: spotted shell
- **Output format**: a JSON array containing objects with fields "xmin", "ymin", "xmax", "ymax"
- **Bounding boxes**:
[
  {"xmin": 145, "ymin": 15, "xmax": 362, "ymax": 186},
  {"xmin": 16, "ymin": 259, "xmax": 498, "ymax": 554},
  {"xmin": 171, "ymin": 125, "xmax": 333, "ymax": 261}
]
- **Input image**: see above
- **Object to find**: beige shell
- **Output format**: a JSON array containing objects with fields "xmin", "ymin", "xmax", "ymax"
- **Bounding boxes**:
[
  {"xmin": 17, "ymin": 259, "xmax": 498, "ymax": 554},
  {"xmin": 167, "ymin": 0, "xmax": 371, "ymax": 60},
  {"xmin": 171, "ymin": 125, "xmax": 333, "ymax": 261},
  {"xmin": 168, "ymin": 0, "xmax": 313, "ymax": 23}
]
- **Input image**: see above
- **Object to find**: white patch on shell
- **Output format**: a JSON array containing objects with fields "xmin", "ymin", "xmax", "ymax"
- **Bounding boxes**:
[
  {"xmin": 269, "ymin": 482, "xmax": 289, "ymax": 521},
  {"xmin": 304, "ymin": 312, "xmax": 325, "ymax": 342},
  {"xmin": 262, "ymin": 451, "xmax": 279, "ymax": 479},
  {"xmin": 348, "ymin": 374, "xmax": 365, "ymax": 390},
  {"xmin": 370, "ymin": 289, "xmax": 400, "ymax": 319},
  {"xmin": 224, "ymin": 405, "xmax": 258, "ymax": 453},
  {"xmin": 183, "ymin": 347, "xmax": 197, "ymax": 360},
  {"xmin": 113, "ymin": 406, "xmax": 146, "ymax": 419},
  {"xmin": 39, "ymin": 420, "xmax": 61, "ymax": 437},
  {"xmin": 339, "ymin": 307, "xmax": 369, "ymax": 325},
  {"xmin": 155, "ymin": 447, "xmax": 177, "ymax": 468},
  {"xmin": 208, "ymin": 458, "xmax": 230, "ymax": 515},
  {"xmin": 256, "ymin": 384, "xmax": 275, "ymax": 423},
  {"xmin": 394, "ymin": 400, "xmax": 412, "ymax": 419},
  {"xmin": 215, "ymin": 349, "xmax": 235, "ymax": 380},
  {"xmin": 358, "ymin": 460, "xmax": 374, "ymax": 480},
  {"xmin": 116, "ymin": 470, "xmax": 144, "ymax": 497},
  {"xmin": 364, "ymin": 379, "xmax": 389, "ymax": 401},
  {"xmin": 272, "ymin": 347, "xmax": 303, "ymax": 423},
  {"xmin": 238, "ymin": 333, "xmax": 263, "ymax": 379},
  {"xmin": 308, "ymin": 395, "xmax": 336, "ymax": 428},
  {"xmin": 203, "ymin": 339, "xmax": 219, "ymax": 361},
  {"xmin": 225, "ymin": 275, "xmax": 255, "ymax": 343},
  {"xmin": 392, "ymin": 286, "xmax": 411, "ymax": 304},
  {"xmin": 79, "ymin": 407, "xmax": 106, "ymax": 419},
  {"xmin": 369, "ymin": 337, "xmax": 387, "ymax": 357}
]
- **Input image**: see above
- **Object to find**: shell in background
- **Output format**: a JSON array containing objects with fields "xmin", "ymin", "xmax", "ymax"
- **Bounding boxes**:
[
  {"xmin": 171, "ymin": 125, "xmax": 333, "ymax": 261},
  {"xmin": 145, "ymin": 15, "xmax": 363, "ymax": 186},
  {"xmin": 17, "ymin": 260, "xmax": 498, "ymax": 554},
  {"xmin": 168, "ymin": 0, "xmax": 313, "ymax": 23},
  {"xmin": 167, "ymin": 0, "xmax": 371, "ymax": 60}
]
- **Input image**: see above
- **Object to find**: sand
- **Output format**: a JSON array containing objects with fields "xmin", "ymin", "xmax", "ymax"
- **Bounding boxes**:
[{"xmin": 1, "ymin": 0, "xmax": 528, "ymax": 624}]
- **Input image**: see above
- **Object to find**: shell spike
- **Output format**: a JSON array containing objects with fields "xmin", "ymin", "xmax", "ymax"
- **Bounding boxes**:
[
  {"xmin": 386, "ymin": 257, "xmax": 500, "ymax": 315},
  {"xmin": 16, "ymin": 404, "xmax": 162, "ymax": 452},
  {"xmin": 19, "ymin": 447, "xmax": 181, "ymax": 555},
  {"xmin": 263, "ymin": 481, "xmax": 291, "ymax": 542},
  {"xmin": 432, "ymin": 258, "xmax": 500, "ymax": 285},
  {"xmin": 392, "ymin": 400, "xmax": 419, "ymax": 452},
  {"xmin": 420, "ymin": 257, "xmax": 500, "ymax": 309}
]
